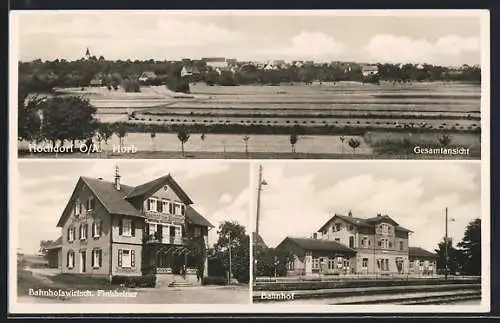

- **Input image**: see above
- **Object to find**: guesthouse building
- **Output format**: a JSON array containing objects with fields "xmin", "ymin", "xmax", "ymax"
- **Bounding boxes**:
[{"xmin": 53, "ymin": 168, "xmax": 213, "ymax": 284}]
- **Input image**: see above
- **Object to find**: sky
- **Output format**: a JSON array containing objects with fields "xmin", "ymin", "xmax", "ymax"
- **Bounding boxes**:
[
  {"xmin": 252, "ymin": 162, "xmax": 482, "ymax": 252},
  {"xmin": 15, "ymin": 160, "xmax": 249, "ymax": 254},
  {"xmin": 14, "ymin": 11, "xmax": 483, "ymax": 66}
]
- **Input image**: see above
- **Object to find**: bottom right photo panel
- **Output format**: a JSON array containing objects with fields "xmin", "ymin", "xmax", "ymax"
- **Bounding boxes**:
[{"xmin": 251, "ymin": 161, "xmax": 486, "ymax": 309}]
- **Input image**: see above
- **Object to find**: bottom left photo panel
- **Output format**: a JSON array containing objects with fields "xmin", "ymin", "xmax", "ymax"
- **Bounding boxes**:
[{"xmin": 11, "ymin": 159, "xmax": 251, "ymax": 309}]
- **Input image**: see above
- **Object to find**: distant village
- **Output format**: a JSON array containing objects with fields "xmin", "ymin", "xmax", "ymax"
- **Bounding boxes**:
[{"xmin": 19, "ymin": 47, "xmax": 481, "ymax": 92}]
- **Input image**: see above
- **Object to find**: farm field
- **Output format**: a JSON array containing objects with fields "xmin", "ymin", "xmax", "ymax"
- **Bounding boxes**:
[{"xmin": 23, "ymin": 81, "xmax": 481, "ymax": 159}]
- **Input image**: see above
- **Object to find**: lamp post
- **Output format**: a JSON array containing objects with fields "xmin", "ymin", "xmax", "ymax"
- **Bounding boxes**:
[{"xmin": 444, "ymin": 207, "xmax": 455, "ymax": 280}]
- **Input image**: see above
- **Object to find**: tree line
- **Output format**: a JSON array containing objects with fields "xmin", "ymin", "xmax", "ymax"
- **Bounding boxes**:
[{"xmin": 19, "ymin": 58, "xmax": 481, "ymax": 95}]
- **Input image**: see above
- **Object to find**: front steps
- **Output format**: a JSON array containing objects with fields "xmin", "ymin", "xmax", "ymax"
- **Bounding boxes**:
[{"xmin": 156, "ymin": 273, "xmax": 200, "ymax": 288}]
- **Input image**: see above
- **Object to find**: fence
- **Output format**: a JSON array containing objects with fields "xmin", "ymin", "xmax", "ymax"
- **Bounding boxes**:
[{"xmin": 254, "ymin": 273, "xmax": 480, "ymax": 284}]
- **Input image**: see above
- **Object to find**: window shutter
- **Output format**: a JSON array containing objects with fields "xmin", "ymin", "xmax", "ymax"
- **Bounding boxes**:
[
  {"xmin": 119, "ymin": 218, "xmax": 123, "ymax": 235},
  {"xmin": 79, "ymin": 225, "xmax": 82, "ymax": 239},
  {"xmin": 67, "ymin": 228, "xmax": 70, "ymax": 241},
  {"xmin": 91, "ymin": 250, "xmax": 95, "ymax": 267},
  {"xmin": 99, "ymin": 221, "xmax": 103, "ymax": 236},
  {"xmin": 66, "ymin": 251, "xmax": 69, "ymax": 267},
  {"xmin": 85, "ymin": 224, "xmax": 89, "ymax": 239},
  {"xmin": 157, "ymin": 201, "xmax": 163, "ymax": 213},
  {"xmin": 99, "ymin": 250, "xmax": 102, "ymax": 267},
  {"xmin": 118, "ymin": 249, "xmax": 123, "ymax": 267},
  {"xmin": 131, "ymin": 250, "xmax": 136, "ymax": 267},
  {"xmin": 169, "ymin": 203, "xmax": 173, "ymax": 214},
  {"xmin": 131, "ymin": 221, "xmax": 136, "ymax": 237}
]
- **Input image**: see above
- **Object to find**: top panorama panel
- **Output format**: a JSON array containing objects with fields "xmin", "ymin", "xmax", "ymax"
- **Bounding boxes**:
[{"xmin": 14, "ymin": 10, "xmax": 486, "ymax": 160}]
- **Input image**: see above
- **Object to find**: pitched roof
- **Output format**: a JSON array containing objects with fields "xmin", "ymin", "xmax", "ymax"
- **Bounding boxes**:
[
  {"xmin": 185, "ymin": 206, "xmax": 213, "ymax": 228},
  {"xmin": 253, "ymin": 232, "xmax": 268, "ymax": 248},
  {"xmin": 125, "ymin": 174, "xmax": 193, "ymax": 204},
  {"xmin": 278, "ymin": 237, "xmax": 357, "ymax": 254},
  {"xmin": 56, "ymin": 175, "xmax": 202, "ymax": 228},
  {"xmin": 318, "ymin": 213, "xmax": 412, "ymax": 233},
  {"xmin": 409, "ymin": 247, "xmax": 438, "ymax": 259},
  {"xmin": 57, "ymin": 177, "xmax": 141, "ymax": 227}
]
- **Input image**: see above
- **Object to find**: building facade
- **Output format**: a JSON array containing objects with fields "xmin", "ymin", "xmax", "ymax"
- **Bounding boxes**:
[
  {"xmin": 409, "ymin": 247, "xmax": 438, "ymax": 276},
  {"xmin": 277, "ymin": 212, "xmax": 422, "ymax": 276},
  {"xmin": 54, "ymin": 169, "xmax": 213, "ymax": 283}
]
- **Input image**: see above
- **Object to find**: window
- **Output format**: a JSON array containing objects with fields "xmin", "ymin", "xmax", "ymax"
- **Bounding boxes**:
[
  {"xmin": 389, "ymin": 241, "xmax": 393, "ymax": 249},
  {"xmin": 328, "ymin": 258, "xmax": 335, "ymax": 270},
  {"xmin": 399, "ymin": 241, "xmax": 404, "ymax": 251},
  {"xmin": 67, "ymin": 250, "xmax": 75, "ymax": 269},
  {"xmin": 334, "ymin": 223, "xmax": 342, "ymax": 231},
  {"xmin": 287, "ymin": 258, "xmax": 294, "ymax": 271},
  {"xmin": 174, "ymin": 203, "xmax": 184, "ymax": 216},
  {"xmin": 362, "ymin": 258, "xmax": 368, "ymax": 268},
  {"xmin": 147, "ymin": 198, "xmax": 157, "ymax": 212},
  {"xmin": 79, "ymin": 224, "xmax": 88, "ymax": 240},
  {"xmin": 312, "ymin": 257, "xmax": 320, "ymax": 269},
  {"xmin": 194, "ymin": 226, "xmax": 201, "ymax": 238},
  {"xmin": 121, "ymin": 219, "xmax": 133, "ymax": 237},
  {"xmin": 334, "ymin": 238, "xmax": 340, "ymax": 243},
  {"xmin": 118, "ymin": 249, "xmax": 135, "ymax": 268},
  {"xmin": 349, "ymin": 225, "xmax": 354, "ymax": 231},
  {"xmin": 67, "ymin": 227, "xmax": 75, "ymax": 242},
  {"xmin": 349, "ymin": 236, "xmax": 355, "ymax": 248},
  {"xmin": 92, "ymin": 221, "xmax": 102, "ymax": 238},
  {"xmin": 87, "ymin": 197, "xmax": 95, "ymax": 211},
  {"xmin": 148, "ymin": 223, "xmax": 157, "ymax": 236},
  {"xmin": 162, "ymin": 201, "xmax": 169, "ymax": 214},
  {"xmin": 91, "ymin": 249, "xmax": 102, "ymax": 268},
  {"xmin": 74, "ymin": 200, "xmax": 81, "ymax": 216},
  {"xmin": 174, "ymin": 226, "xmax": 182, "ymax": 241},
  {"xmin": 156, "ymin": 200, "xmax": 163, "ymax": 213}
]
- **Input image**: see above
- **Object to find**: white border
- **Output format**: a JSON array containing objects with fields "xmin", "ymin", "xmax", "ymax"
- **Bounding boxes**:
[{"xmin": 8, "ymin": 9, "xmax": 491, "ymax": 315}]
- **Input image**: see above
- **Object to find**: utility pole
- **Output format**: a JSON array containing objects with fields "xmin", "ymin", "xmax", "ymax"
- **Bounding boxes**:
[
  {"xmin": 445, "ymin": 207, "xmax": 448, "ymax": 281},
  {"xmin": 228, "ymin": 233, "xmax": 232, "ymax": 285},
  {"xmin": 254, "ymin": 165, "xmax": 267, "ymax": 280},
  {"xmin": 256, "ymin": 165, "xmax": 263, "ymax": 236}
]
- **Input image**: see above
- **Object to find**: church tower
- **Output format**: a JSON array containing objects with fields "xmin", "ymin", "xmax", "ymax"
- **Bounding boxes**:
[{"xmin": 84, "ymin": 47, "xmax": 91, "ymax": 60}]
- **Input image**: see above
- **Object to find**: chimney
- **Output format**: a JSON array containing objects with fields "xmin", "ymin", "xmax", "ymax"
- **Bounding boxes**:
[
  {"xmin": 114, "ymin": 165, "xmax": 121, "ymax": 191},
  {"xmin": 377, "ymin": 213, "xmax": 381, "ymax": 217},
  {"xmin": 348, "ymin": 210, "xmax": 353, "ymax": 217},
  {"xmin": 312, "ymin": 232, "xmax": 318, "ymax": 239},
  {"xmin": 98, "ymin": 177, "xmax": 103, "ymax": 180}
]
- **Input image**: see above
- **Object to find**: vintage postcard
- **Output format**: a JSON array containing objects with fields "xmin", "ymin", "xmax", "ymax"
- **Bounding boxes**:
[
  {"xmin": 251, "ymin": 161, "xmax": 489, "ymax": 312},
  {"xmin": 11, "ymin": 10, "xmax": 488, "ymax": 160},
  {"xmin": 8, "ymin": 8, "xmax": 491, "ymax": 316},
  {"xmin": 10, "ymin": 160, "xmax": 251, "ymax": 312}
]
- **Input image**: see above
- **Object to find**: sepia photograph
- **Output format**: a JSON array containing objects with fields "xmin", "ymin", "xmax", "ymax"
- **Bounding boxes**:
[
  {"xmin": 12, "ymin": 160, "xmax": 250, "ymax": 308},
  {"xmin": 13, "ymin": 10, "xmax": 487, "ymax": 160},
  {"xmin": 251, "ymin": 162, "xmax": 486, "ymax": 308}
]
